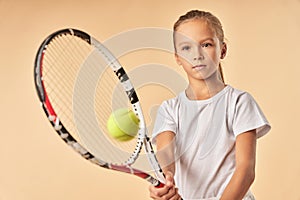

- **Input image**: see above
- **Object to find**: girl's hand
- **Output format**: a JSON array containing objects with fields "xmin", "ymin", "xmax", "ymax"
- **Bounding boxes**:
[{"xmin": 149, "ymin": 171, "xmax": 182, "ymax": 200}]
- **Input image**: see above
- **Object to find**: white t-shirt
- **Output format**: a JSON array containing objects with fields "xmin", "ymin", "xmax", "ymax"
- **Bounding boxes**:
[{"xmin": 152, "ymin": 85, "xmax": 271, "ymax": 200}]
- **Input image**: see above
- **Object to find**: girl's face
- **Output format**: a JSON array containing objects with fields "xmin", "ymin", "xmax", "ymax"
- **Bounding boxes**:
[{"xmin": 174, "ymin": 19, "xmax": 225, "ymax": 82}]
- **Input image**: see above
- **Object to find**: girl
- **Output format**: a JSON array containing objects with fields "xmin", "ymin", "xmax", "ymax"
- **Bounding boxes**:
[{"xmin": 149, "ymin": 10, "xmax": 271, "ymax": 200}]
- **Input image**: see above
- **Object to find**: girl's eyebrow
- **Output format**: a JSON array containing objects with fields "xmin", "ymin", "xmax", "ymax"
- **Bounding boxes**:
[
  {"xmin": 199, "ymin": 38, "xmax": 215, "ymax": 43},
  {"xmin": 178, "ymin": 41, "xmax": 192, "ymax": 46},
  {"xmin": 177, "ymin": 37, "xmax": 215, "ymax": 46}
]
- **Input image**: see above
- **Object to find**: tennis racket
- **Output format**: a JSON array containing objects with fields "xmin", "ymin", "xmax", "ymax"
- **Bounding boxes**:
[{"xmin": 33, "ymin": 28, "xmax": 165, "ymax": 188}]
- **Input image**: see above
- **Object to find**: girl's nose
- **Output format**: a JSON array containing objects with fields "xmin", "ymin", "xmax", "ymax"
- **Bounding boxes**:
[
  {"xmin": 193, "ymin": 54, "xmax": 204, "ymax": 61},
  {"xmin": 193, "ymin": 47, "xmax": 204, "ymax": 61}
]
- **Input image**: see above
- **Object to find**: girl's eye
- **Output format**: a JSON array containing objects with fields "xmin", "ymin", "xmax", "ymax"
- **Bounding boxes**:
[
  {"xmin": 181, "ymin": 45, "xmax": 191, "ymax": 51},
  {"xmin": 201, "ymin": 43, "xmax": 213, "ymax": 48}
]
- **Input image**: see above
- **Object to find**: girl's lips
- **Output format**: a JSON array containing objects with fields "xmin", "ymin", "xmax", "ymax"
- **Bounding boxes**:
[{"xmin": 193, "ymin": 65, "xmax": 206, "ymax": 70}]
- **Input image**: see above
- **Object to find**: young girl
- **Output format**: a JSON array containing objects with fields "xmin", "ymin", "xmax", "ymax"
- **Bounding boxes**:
[{"xmin": 149, "ymin": 10, "xmax": 271, "ymax": 200}]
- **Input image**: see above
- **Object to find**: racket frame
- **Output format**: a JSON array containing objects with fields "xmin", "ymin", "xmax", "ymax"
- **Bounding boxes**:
[{"xmin": 34, "ymin": 28, "xmax": 164, "ymax": 187}]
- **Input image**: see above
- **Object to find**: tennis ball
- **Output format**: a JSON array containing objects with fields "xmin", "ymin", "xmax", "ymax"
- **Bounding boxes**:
[{"xmin": 107, "ymin": 108, "xmax": 140, "ymax": 141}]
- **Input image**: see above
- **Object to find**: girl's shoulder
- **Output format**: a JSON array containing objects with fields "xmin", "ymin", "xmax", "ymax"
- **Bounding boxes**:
[
  {"xmin": 227, "ymin": 85, "xmax": 255, "ymax": 104},
  {"xmin": 159, "ymin": 91, "xmax": 187, "ymax": 109}
]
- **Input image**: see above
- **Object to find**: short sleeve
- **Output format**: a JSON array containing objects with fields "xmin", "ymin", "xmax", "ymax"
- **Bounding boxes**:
[
  {"xmin": 232, "ymin": 93, "xmax": 271, "ymax": 138},
  {"xmin": 152, "ymin": 101, "xmax": 178, "ymax": 143}
]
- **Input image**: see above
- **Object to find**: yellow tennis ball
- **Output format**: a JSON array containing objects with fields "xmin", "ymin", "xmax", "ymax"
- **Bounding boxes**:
[{"xmin": 107, "ymin": 108, "xmax": 140, "ymax": 141}]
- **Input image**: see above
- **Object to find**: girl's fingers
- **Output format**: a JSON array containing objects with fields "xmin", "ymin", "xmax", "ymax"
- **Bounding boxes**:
[
  {"xmin": 149, "ymin": 184, "xmax": 181, "ymax": 200},
  {"xmin": 149, "ymin": 184, "xmax": 170, "ymax": 198},
  {"xmin": 149, "ymin": 171, "xmax": 180, "ymax": 200}
]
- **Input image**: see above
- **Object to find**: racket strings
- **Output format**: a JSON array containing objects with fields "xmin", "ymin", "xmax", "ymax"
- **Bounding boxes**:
[
  {"xmin": 45, "ymin": 37, "xmax": 80, "ymax": 75},
  {"xmin": 42, "ymin": 34, "xmax": 142, "ymax": 165},
  {"xmin": 71, "ymin": 41, "xmax": 139, "ymax": 153},
  {"xmin": 43, "ymin": 35, "xmax": 92, "ymax": 137},
  {"xmin": 83, "ymin": 52, "xmax": 145, "ymax": 164},
  {"xmin": 73, "ymin": 49, "xmax": 138, "ymax": 163},
  {"xmin": 43, "ymin": 39, "xmax": 84, "ymax": 104}
]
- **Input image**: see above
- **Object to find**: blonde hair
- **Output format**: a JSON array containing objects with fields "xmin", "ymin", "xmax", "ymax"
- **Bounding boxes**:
[{"xmin": 173, "ymin": 10, "xmax": 225, "ymax": 83}]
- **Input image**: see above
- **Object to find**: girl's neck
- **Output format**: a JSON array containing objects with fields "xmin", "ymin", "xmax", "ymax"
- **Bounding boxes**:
[{"xmin": 185, "ymin": 78, "xmax": 226, "ymax": 100}]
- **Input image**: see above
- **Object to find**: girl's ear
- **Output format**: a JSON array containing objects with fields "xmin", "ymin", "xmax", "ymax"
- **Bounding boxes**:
[{"xmin": 220, "ymin": 42, "xmax": 227, "ymax": 59}]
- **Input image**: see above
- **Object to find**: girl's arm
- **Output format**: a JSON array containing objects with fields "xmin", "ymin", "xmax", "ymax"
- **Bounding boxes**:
[
  {"xmin": 156, "ymin": 131, "xmax": 176, "ymax": 175},
  {"xmin": 220, "ymin": 129, "xmax": 257, "ymax": 200},
  {"xmin": 148, "ymin": 131, "xmax": 182, "ymax": 200}
]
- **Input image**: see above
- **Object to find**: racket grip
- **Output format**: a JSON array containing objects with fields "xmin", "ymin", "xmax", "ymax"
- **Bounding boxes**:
[{"xmin": 155, "ymin": 181, "xmax": 165, "ymax": 188}]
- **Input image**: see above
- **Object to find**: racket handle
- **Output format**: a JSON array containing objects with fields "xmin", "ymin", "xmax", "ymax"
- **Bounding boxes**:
[{"xmin": 155, "ymin": 181, "xmax": 165, "ymax": 188}]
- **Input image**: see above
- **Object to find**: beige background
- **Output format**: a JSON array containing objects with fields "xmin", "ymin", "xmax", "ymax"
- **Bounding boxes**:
[{"xmin": 0, "ymin": 0, "xmax": 299, "ymax": 199}]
